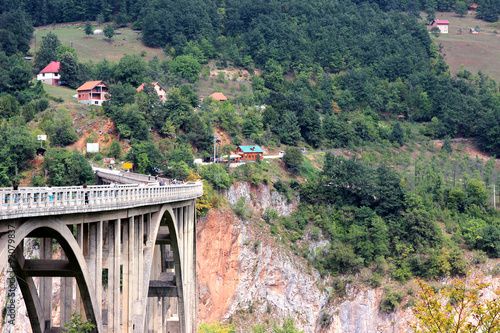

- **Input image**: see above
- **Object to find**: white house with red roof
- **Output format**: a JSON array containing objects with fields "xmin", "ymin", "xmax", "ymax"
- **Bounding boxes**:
[
  {"xmin": 136, "ymin": 82, "xmax": 167, "ymax": 101},
  {"xmin": 76, "ymin": 81, "xmax": 109, "ymax": 106},
  {"xmin": 36, "ymin": 61, "xmax": 61, "ymax": 85},
  {"xmin": 432, "ymin": 20, "xmax": 450, "ymax": 34}
]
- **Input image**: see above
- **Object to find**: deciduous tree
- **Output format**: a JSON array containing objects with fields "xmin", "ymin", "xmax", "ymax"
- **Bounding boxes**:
[{"xmin": 411, "ymin": 277, "xmax": 500, "ymax": 332}]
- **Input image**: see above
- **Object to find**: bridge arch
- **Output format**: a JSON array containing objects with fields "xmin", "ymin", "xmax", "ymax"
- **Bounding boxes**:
[
  {"xmin": 136, "ymin": 202, "xmax": 196, "ymax": 333},
  {"xmin": 0, "ymin": 219, "xmax": 103, "ymax": 333}
]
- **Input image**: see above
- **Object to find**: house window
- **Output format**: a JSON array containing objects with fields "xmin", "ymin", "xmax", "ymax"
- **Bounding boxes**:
[
  {"xmin": 95, "ymin": 101, "xmax": 98, "ymax": 105},
  {"xmin": 42, "ymin": 73, "xmax": 45, "ymax": 77}
]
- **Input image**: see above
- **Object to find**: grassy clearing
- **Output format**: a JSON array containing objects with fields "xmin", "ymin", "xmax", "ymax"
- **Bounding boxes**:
[
  {"xmin": 31, "ymin": 23, "xmax": 165, "ymax": 63},
  {"xmin": 196, "ymin": 76, "xmax": 253, "ymax": 101},
  {"xmin": 40, "ymin": 82, "xmax": 77, "ymax": 103},
  {"xmin": 427, "ymin": 11, "xmax": 500, "ymax": 81}
]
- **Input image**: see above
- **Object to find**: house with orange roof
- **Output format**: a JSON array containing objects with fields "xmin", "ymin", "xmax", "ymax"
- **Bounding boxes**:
[
  {"xmin": 208, "ymin": 92, "xmax": 228, "ymax": 101},
  {"xmin": 76, "ymin": 81, "xmax": 109, "ymax": 106},
  {"xmin": 136, "ymin": 82, "xmax": 167, "ymax": 101},
  {"xmin": 36, "ymin": 61, "xmax": 61, "ymax": 85},
  {"xmin": 432, "ymin": 20, "xmax": 450, "ymax": 34}
]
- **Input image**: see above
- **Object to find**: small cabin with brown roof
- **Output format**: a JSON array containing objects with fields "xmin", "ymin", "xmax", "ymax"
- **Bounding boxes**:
[
  {"xmin": 76, "ymin": 81, "xmax": 109, "ymax": 106},
  {"xmin": 37, "ymin": 61, "xmax": 61, "ymax": 85},
  {"xmin": 208, "ymin": 92, "xmax": 228, "ymax": 101},
  {"xmin": 432, "ymin": 20, "xmax": 450, "ymax": 34},
  {"xmin": 137, "ymin": 82, "xmax": 167, "ymax": 101}
]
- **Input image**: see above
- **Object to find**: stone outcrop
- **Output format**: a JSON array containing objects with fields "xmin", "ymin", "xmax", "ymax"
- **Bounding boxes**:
[{"xmin": 198, "ymin": 182, "xmax": 500, "ymax": 332}]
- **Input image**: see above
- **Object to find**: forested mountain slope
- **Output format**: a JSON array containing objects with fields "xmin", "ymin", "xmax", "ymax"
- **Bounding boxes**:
[{"xmin": 1, "ymin": 0, "xmax": 500, "ymax": 330}]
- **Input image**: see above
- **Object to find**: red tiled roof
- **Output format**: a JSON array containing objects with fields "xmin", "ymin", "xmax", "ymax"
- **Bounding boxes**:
[
  {"xmin": 40, "ymin": 61, "xmax": 60, "ymax": 73},
  {"xmin": 77, "ymin": 80, "xmax": 107, "ymax": 91},
  {"xmin": 434, "ymin": 20, "xmax": 450, "ymax": 25},
  {"xmin": 209, "ymin": 92, "xmax": 228, "ymax": 101},
  {"xmin": 136, "ymin": 82, "xmax": 165, "ymax": 92}
]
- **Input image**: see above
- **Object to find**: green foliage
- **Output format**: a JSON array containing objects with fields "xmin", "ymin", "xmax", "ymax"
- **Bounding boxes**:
[
  {"xmin": 0, "ymin": 9, "xmax": 33, "ymax": 56},
  {"xmin": 200, "ymin": 164, "xmax": 233, "ymax": 189},
  {"xmin": 272, "ymin": 319, "xmax": 303, "ymax": 333},
  {"xmin": 34, "ymin": 32, "xmax": 61, "ymax": 71},
  {"xmin": 198, "ymin": 321, "xmax": 235, "ymax": 333},
  {"xmin": 103, "ymin": 25, "xmax": 115, "ymax": 39},
  {"xmin": 108, "ymin": 140, "xmax": 121, "ymax": 159},
  {"xmin": 0, "ymin": 53, "xmax": 32, "ymax": 93},
  {"xmin": 107, "ymin": 82, "xmax": 137, "ymax": 106},
  {"xmin": 39, "ymin": 108, "xmax": 78, "ymax": 146},
  {"xmin": 59, "ymin": 52, "xmax": 86, "ymax": 89},
  {"xmin": 234, "ymin": 196, "xmax": 252, "ymax": 220},
  {"xmin": 125, "ymin": 141, "xmax": 163, "ymax": 174},
  {"xmin": 390, "ymin": 122, "xmax": 405, "ymax": 146},
  {"xmin": 170, "ymin": 55, "xmax": 202, "ymax": 83},
  {"xmin": 0, "ymin": 95, "xmax": 20, "ymax": 118},
  {"xmin": 380, "ymin": 288, "xmax": 403, "ymax": 312},
  {"xmin": 44, "ymin": 149, "xmax": 94, "ymax": 186},
  {"xmin": 84, "ymin": 22, "xmax": 93, "ymax": 36},
  {"xmin": 282, "ymin": 147, "xmax": 303, "ymax": 173},
  {"xmin": 114, "ymin": 55, "xmax": 146, "ymax": 87},
  {"xmin": 454, "ymin": 1, "xmax": 468, "ymax": 16},
  {"xmin": 0, "ymin": 118, "xmax": 37, "ymax": 185},
  {"xmin": 64, "ymin": 312, "xmax": 95, "ymax": 333},
  {"xmin": 441, "ymin": 136, "xmax": 452, "ymax": 153}
]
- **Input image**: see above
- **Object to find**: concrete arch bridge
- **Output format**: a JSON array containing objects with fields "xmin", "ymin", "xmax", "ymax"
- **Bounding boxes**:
[{"xmin": 0, "ymin": 169, "xmax": 203, "ymax": 333}]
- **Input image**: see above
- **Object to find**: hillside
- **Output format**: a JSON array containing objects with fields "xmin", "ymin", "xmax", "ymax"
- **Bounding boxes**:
[
  {"xmin": 3, "ymin": 0, "xmax": 500, "ymax": 331},
  {"xmin": 429, "ymin": 11, "xmax": 500, "ymax": 81},
  {"xmin": 31, "ymin": 24, "xmax": 165, "ymax": 63}
]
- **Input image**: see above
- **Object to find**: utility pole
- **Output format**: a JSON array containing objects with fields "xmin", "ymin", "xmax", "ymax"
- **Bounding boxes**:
[
  {"xmin": 213, "ymin": 132, "xmax": 221, "ymax": 163},
  {"xmin": 494, "ymin": 184, "xmax": 496, "ymax": 209},
  {"xmin": 213, "ymin": 134, "xmax": 216, "ymax": 162}
]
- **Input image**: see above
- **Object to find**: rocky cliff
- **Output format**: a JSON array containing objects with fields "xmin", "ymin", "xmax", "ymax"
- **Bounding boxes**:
[{"xmin": 198, "ymin": 182, "xmax": 486, "ymax": 332}]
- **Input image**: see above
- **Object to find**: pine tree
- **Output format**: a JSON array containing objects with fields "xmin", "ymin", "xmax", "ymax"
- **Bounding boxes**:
[
  {"xmin": 34, "ymin": 32, "xmax": 61, "ymax": 71},
  {"xmin": 441, "ymin": 136, "xmax": 452, "ymax": 153},
  {"xmin": 84, "ymin": 21, "xmax": 93, "ymax": 36}
]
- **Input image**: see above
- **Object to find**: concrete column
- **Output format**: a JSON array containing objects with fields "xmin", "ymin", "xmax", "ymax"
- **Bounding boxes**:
[
  {"xmin": 138, "ymin": 215, "xmax": 144, "ymax": 301},
  {"xmin": 192, "ymin": 202, "xmax": 198, "ymax": 333},
  {"xmin": 113, "ymin": 219, "xmax": 121, "ymax": 332},
  {"xmin": 122, "ymin": 218, "xmax": 129, "ymax": 333},
  {"xmin": 60, "ymin": 250, "xmax": 72, "ymax": 326},
  {"xmin": 96, "ymin": 221, "xmax": 103, "ymax": 321},
  {"xmin": 153, "ymin": 246, "xmax": 160, "ymax": 332},
  {"xmin": 39, "ymin": 237, "xmax": 53, "ymax": 330},
  {"xmin": 127, "ymin": 217, "xmax": 134, "ymax": 333},
  {"xmin": 76, "ymin": 224, "xmax": 83, "ymax": 318},
  {"xmin": 108, "ymin": 220, "xmax": 116, "ymax": 332}
]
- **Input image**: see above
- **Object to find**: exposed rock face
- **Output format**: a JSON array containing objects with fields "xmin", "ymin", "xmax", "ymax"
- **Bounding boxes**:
[
  {"xmin": 196, "ymin": 182, "xmax": 417, "ymax": 332},
  {"xmin": 198, "ymin": 182, "xmax": 326, "ymax": 330},
  {"xmin": 327, "ymin": 288, "xmax": 413, "ymax": 333},
  {"xmin": 224, "ymin": 182, "xmax": 298, "ymax": 216}
]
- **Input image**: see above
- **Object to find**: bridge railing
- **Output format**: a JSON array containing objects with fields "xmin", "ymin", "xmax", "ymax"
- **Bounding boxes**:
[{"xmin": 0, "ymin": 182, "xmax": 203, "ymax": 212}]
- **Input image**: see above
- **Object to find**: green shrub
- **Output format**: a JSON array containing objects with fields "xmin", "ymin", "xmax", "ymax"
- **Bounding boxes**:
[
  {"xmin": 234, "ymin": 196, "xmax": 252, "ymax": 220},
  {"xmin": 380, "ymin": 288, "xmax": 403, "ymax": 312}
]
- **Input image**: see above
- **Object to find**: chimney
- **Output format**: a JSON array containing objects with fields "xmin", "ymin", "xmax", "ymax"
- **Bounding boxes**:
[{"xmin": 251, "ymin": 147, "xmax": 255, "ymax": 151}]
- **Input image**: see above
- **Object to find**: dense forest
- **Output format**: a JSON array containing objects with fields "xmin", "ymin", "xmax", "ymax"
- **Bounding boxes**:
[{"xmin": 0, "ymin": 0, "xmax": 500, "ymax": 286}]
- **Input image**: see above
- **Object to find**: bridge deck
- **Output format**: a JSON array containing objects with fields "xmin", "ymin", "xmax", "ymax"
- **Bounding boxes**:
[{"xmin": 0, "ymin": 182, "xmax": 203, "ymax": 219}]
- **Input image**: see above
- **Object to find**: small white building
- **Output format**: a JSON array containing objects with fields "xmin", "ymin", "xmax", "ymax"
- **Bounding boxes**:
[
  {"xmin": 432, "ymin": 20, "xmax": 450, "ymax": 34},
  {"xmin": 36, "ymin": 61, "xmax": 60, "ymax": 85}
]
